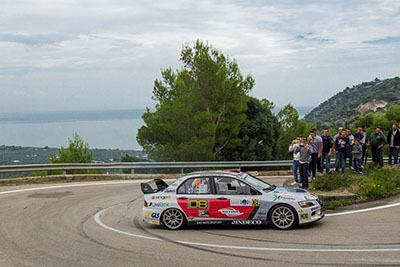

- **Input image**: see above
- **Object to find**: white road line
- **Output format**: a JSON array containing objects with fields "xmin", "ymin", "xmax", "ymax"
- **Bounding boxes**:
[
  {"xmin": 94, "ymin": 203, "xmax": 400, "ymax": 253},
  {"xmin": 2, "ymin": 180, "xmax": 400, "ymax": 252},
  {"xmin": 0, "ymin": 180, "xmax": 144, "ymax": 196},
  {"xmin": 326, "ymin": 202, "xmax": 400, "ymax": 217}
]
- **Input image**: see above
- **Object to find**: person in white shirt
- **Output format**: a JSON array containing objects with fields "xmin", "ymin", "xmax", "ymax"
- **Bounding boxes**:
[{"xmin": 289, "ymin": 136, "xmax": 302, "ymax": 185}]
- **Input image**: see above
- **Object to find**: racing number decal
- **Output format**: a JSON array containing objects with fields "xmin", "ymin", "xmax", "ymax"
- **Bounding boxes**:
[
  {"xmin": 195, "ymin": 179, "xmax": 201, "ymax": 188},
  {"xmin": 188, "ymin": 199, "xmax": 209, "ymax": 209}
]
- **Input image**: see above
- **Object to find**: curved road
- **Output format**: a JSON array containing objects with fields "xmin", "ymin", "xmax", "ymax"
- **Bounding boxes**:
[{"xmin": 0, "ymin": 180, "xmax": 400, "ymax": 267}]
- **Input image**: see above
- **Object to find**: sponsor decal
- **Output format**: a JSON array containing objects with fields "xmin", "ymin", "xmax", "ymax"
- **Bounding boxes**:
[
  {"xmin": 188, "ymin": 199, "xmax": 209, "ymax": 209},
  {"xmin": 280, "ymin": 196, "xmax": 296, "ymax": 201},
  {"xmin": 151, "ymin": 195, "xmax": 171, "ymax": 200},
  {"xmin": 164, "ymin": 188, "xmax": 175, "ymax": 193},
  {"xmin": 144, "ymin": 185, "xmax": 149, "ymax": 191},
  {"xmin": 218, "ymin": 207, "xmax": 243, "ymax": 217},
  {"xmin": 188, "ymin": 216, "xmax": 194, "ymax": 221},
  {"xmin": 304, "ymin": 196, "xmax": 309, "ymax": 200},
  {"xmin": 149, "ymin": 202, "xmax": 169, "ymax": 208},
  {"xmin": 196, "ymin": 221, "xmax": 222, "ymax": 225},
  {"xmin": 151, "ymin": 221, "xmax": 160, "ymax": 225},
  {"xmin": 199, "ymin": 210, "xmax": 209, "ymax": 217},
  {"xmin": 298, "ymin": 209, "xmax": 304, "ymax": 214},
  {"xmin": 252, "ymin": 199, "xmax": 260, "ymax": 207},
  {"xmin": 300, "ymin": 213, "xmax": 309, "ymax": 219},
  {"xmin": 230, "ymin": 199, "xmax": 251, "ymax": 206},
  {"xmin": 144, "ymin": 212, "xmax": 160, "ymax": 219},
  {"xmin": 273, "ymin": 194, "xmax": 281, "ymax": 201},
  {"xmin": 231, "ymin": 220, "xmax": 262, "ymax": 225}
]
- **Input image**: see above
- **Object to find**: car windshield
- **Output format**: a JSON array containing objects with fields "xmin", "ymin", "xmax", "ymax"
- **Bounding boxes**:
[{"xmin": 238, "ymin": 172, "xmax": 274, "ymax": 191}]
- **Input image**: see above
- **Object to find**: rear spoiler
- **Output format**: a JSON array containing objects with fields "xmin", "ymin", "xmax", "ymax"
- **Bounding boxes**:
[{"xmin": 141, "ymin": 179, "xmax": 169, "ymax": 194}]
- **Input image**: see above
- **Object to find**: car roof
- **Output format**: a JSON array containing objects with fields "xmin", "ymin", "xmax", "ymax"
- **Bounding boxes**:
[{"xmin": 181, "ymin": 169, "xmax": 243, "ymax": 178}]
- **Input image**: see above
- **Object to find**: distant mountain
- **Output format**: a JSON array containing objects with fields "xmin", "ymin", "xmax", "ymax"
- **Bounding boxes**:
[
  {"xmin": 304, "ymin": 76, "xmax": 400, "ymax": 127},
  {"xmin": 273, "ymin": 106, "xmax": 314, "ymax": 117}
]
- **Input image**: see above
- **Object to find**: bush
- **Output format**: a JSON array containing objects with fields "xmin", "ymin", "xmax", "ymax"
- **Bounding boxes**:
[
  {"xmin": 32, "ymin": 171, "xmax": 48, "ymax": 176},
  {"xmin": 311, "ymin": 172, "xmax": 356, "ymax": 191},
  {"xmin": 311, "ymin": 165, "xmax": 400, "ymax": 202}
]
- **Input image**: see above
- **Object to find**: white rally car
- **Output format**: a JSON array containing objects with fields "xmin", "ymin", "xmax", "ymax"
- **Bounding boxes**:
[{"xmin": 141, "ymin": 170, "xmax": 324, "ymax": 230}]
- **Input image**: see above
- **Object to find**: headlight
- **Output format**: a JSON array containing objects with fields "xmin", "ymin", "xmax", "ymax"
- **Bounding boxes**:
[{"xmin": 298, "ymin": 200, "xmax": 318, "ymax": 208}]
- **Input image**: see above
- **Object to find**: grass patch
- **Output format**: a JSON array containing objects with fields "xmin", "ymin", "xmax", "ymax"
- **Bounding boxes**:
[{"xmin": 310, "ymin": 164, "xmax": 400, "ymax": 207}]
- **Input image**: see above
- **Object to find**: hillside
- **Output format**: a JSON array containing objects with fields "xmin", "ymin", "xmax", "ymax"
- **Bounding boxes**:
[
  {"xmin": 0, "ymin": 145, "xmax": 144, "ymax": 166},
  {"xmin": 304, "ymin": 76, "xmax": 400, "ymax": 127}
]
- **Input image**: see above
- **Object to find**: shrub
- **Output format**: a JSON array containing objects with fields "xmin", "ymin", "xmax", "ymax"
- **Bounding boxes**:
[
  {"xmin": 311, "ymin": 172, "xmax": 356, "ymax": 191},
  {"xmin": 32, "ymin": 171, "xmax": 48, "ymax": 176}
]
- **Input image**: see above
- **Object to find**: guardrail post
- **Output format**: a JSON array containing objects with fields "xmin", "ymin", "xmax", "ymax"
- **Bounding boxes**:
[
  {"xmin": 62, "ymin": 170, "xmax": 67, "ymax": 175},
  {"xmin": 131, "ymin": 169, "xmax": 135, "ymax": 174},
  {"xmin": 181, "ymin": 168, "xmax": 184, "ymax": 175}
]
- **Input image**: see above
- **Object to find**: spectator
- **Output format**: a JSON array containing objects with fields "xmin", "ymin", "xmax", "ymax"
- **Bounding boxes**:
[
  {"xmin": 308, "ymin": 130, "xmax": 321, "ymax": 179},
  {"xmin": 368, "ymin": 127, "xmax": 386, "ymax": 167},
  {"xmin": 333, "ymin": 127, "xmax": 344, "ymax": 170},
  {"xmin": 321, "ymin": 128, "xmax": 333, "ymax": 173},
  {"xmin": 289, "ymin": 136, "xmax": 302, "ymax": 185},
  {"xmin": 345, "ymin": 129, "xmax": 354, "ymax": 169},
  {"xmin": 295, "ymin": 138, "xmax": 312, "ymax": 189},
  {"xmin": 335, "ymin": 130, "xmax": 349, "ymax": 174},
  {"xmin": 313, "ymin": 129, "xmax": 323, "ymax": 173},
  {"xmin": 387, "ymin": 124, "xmax": 400, "ymax": 165},
  {"xmin": 352, "ymin": 138, "xmax": 363, "ymax": 173},
  {"xmin": 361, "ymin": 125, "xmax": 368, "ymax": 165}
]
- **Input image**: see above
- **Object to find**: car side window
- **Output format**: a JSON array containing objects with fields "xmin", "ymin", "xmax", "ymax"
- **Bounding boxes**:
[
  {"xmin": 177, "ymin": 177, "xmax": 211, "ymax": 194},
  {"xmin": 215, "ymin": 177, "xmax": 258, "ymax": 195}
]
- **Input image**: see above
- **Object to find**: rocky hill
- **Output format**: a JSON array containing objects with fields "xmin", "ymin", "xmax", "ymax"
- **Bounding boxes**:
[{"xmin": 304, "ymin": 76, "xmax": 400, "ymax": 127}]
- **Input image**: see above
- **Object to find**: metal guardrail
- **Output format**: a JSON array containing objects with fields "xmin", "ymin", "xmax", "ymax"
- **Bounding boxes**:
[
  {"xmin": 0, "ymin": 157, "xmax": 388, "ymax": 175},
  {"xmin": 0, "ymin": 161, "xmax": 293, "ymax": 175}
]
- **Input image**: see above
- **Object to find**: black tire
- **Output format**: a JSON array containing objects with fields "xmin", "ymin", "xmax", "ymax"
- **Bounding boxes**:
[
  {"xmin": 268, "ymin": 204, "xmax": 298, "ymax": 230},
  {"xmin": 161, "ymin": 208, "xmax": 186, "ymax": 230}
]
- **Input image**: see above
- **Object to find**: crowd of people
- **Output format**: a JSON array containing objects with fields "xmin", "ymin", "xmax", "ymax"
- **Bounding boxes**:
[{"xmin": 289, "ymin": 124, "xmax": 400, "ymax": 189}]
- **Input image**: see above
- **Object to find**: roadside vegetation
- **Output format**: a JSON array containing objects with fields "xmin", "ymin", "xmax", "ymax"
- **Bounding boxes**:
[{"xmin": 310, "ymin": 165, "xmax": 400, "ymax": 209}]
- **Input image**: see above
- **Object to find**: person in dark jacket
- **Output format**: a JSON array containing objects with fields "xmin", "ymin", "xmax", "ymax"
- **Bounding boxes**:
[
  {"xmin": 335, "ymin": 131, "xmax": 349, "ymax": 174},
  {"xmin": 368, "ymin": 127, "xmax": 386, "ymax": 167},
  {"xmin": 321, "ymin": 128, "xmax": 333, "ymax": 173},
  {"xmin": 387, "ymin": 124, "xmax": 400, "ymax": 165}
]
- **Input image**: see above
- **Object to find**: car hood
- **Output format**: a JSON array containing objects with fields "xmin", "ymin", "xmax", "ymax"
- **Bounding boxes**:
[{"xmin": 271, "ymin": 186, "xmax": 317, "ymax": 200}]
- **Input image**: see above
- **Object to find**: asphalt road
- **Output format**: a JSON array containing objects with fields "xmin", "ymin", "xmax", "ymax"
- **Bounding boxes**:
[{"xmin": 0, "ymin": 178, "xmax": 399, "ymax": 267}]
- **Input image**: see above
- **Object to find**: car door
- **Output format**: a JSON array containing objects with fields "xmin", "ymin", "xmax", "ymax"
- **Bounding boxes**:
[
  {"xmin": 176, "ymin": 176, "xmax": 215, "ymax": 220},
  {"xmin": 212, "ymin": 176, "xmax": 261, "ymax": 220}
]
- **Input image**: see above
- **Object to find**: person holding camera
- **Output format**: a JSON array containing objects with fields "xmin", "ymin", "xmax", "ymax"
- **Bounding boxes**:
[
  {"xmin": 295, "ymin": 138, "xmax": 312, "ymax": 189},
  {"xmin": 289, "ymin": 136, "xmax": 302, "ymax": 185}
]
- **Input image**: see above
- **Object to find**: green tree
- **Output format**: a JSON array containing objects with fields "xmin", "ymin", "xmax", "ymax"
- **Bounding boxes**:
[
  {"xmin": 385, "ymin": 105, "xmax": 400, "ymax": 122},
  {"xmin": 276, "ymin": 104, "xmax": 314, "ymax": 159},
  {"xmin": 222, "ymin": 97, "xmax": 280, "ymax": 161},
  {"xmin": 51, "ymin": 133, "xmax": 93, "ymax": 163},
  {"xmin": 137, "ymin": 40, "xmax": 254, "ymax": 161}
]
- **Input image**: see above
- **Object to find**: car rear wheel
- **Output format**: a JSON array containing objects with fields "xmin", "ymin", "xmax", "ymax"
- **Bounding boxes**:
[
  {"xmin": 269, "ymin": 204, "xmax": 298, "ymax": 230},
  {"xmin": 161, "ymin": 208, "xmax": 186, "ymax": 230}
]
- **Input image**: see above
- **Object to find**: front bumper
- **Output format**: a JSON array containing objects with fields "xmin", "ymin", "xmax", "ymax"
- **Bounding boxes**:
[{"xmin": 298, "ymin": 205, "xmax": 324, "ymax": 224}]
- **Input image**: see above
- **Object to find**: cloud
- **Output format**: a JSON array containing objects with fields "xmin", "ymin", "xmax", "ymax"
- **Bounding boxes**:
[
  {"xmin": 0, "ymin": 0, "xmax": 400, "ymax": 111},
  {"xmin": 364, "ymin": 36, "xmax": 400, "ymax": 45}
]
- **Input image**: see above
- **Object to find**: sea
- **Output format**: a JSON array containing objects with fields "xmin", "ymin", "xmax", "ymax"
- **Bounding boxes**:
[{"xmin": 0, "ymin": 107, "xmax": 313, "ymax": 150}]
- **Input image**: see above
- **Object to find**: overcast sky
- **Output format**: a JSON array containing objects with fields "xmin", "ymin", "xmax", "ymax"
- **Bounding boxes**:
[{"xmin": 1, "ymin": 0, "xmax": 399, "ymax": 113}]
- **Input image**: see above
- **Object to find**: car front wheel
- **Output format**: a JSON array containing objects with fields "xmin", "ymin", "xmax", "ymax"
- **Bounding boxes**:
[
  {"xmin": 161, "ymin": 208, "xmax": 186, "ymax": 230},
  {"xmin": 269, "ymin": 204, "xmax": 298, "ymax": 230}
]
